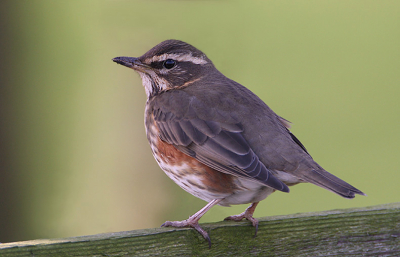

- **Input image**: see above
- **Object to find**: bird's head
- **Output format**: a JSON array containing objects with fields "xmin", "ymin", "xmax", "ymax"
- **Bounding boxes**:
[{"xmin": 113, "ymin": 40, "xmax": 215, "ymax": 97}]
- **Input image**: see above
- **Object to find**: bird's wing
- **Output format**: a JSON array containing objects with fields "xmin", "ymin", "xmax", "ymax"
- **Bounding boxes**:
[{"xmin": 151, "ymin": 92, "xmax": 289, "ymax": 193}]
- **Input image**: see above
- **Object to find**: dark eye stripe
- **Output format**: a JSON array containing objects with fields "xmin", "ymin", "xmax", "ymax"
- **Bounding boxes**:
[{"xmin": 150, "ymin": 61, "xmax": 164, "ymax": 69}]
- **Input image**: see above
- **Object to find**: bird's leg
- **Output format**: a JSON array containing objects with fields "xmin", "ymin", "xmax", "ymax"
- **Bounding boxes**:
[
  {"xmin": 224, "ymin": 202, "xmax": 259, "ymax": 237},
  {"xmin": 161, "ymin": 198, "xmax": 222, "ymax": 248}
]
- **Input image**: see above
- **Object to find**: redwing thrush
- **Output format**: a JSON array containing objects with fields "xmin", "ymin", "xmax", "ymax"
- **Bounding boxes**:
[{"xmin": 113, "ymin": 40, "xmax": 365, "ymax": 247}]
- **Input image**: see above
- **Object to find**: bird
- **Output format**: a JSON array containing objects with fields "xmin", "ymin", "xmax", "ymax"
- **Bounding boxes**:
[{"xmin": 112, "ymin": 39, "xmax": 365, "ymax": 247}]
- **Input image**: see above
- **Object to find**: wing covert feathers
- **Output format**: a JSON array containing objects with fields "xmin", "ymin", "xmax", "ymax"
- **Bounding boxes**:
[{"xmin": 153, "ymin": 104, "xmax": 289, "ymax": 192}]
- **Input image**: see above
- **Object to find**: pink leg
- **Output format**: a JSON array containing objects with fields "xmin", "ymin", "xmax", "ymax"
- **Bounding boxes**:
[
  {"xmin": 161, "ymin": 198, "xmax": 222, "ymax": 248},
  {"xmin": 224, "ymin": 202, "xmax": 259, "ymax": 237}
]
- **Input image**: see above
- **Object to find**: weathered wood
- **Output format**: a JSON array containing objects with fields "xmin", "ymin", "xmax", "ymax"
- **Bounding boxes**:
[{"xmin": 1, "ymin": 203, "xmax": 399, "ymax": 256}]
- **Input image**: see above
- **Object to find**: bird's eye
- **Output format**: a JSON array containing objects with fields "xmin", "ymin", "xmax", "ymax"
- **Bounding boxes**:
[{"xmin": 163, "ymin": 59, "xmax": 176, "ymax": 69}]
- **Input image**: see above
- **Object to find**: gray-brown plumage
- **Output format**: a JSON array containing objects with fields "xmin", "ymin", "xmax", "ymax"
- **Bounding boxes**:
[{"xmin": 113, "ymin": 39, "xmax": 365, "ymax": 247}]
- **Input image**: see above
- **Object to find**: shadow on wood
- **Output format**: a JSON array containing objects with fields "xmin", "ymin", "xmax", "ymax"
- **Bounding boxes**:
[{"xmin": 1, "ymin": 203, "xmax": 399, "ymax": 256}]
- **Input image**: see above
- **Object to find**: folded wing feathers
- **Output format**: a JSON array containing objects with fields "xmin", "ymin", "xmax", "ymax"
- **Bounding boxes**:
[
  {"xmin": 189, "ymin": 119, "xmax": 221, "ymax": 137},
  {"xmin": 169, "ymin": 121, "xmax": 191, "ymax": 146},
  {"xmin": 154, "ymin": 108, "xmax": 289, "ymax": 192},
  {"xmin": 179, "ymin": 120, "xmax": 208, "ymax": 145},
  {"xmin": 210, "ymin": 131, "xmax": 250, "ymax": 155}
]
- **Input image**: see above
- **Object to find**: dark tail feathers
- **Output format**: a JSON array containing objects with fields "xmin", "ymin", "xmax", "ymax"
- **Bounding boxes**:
[{"xmin": 301, "ymin": 169, "xmax": 365, "ymax": 198}]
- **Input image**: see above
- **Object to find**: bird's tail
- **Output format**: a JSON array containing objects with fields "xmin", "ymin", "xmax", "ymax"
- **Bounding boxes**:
[{"xmin": 300, "ymin": 168, "xmax": 365, "ymax": 199}]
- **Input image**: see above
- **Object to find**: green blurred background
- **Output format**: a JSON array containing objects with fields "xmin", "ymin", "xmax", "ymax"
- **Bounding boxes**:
[{"xmin": 0, "ymin": 0, "xmax": 399, "ymax": 243}]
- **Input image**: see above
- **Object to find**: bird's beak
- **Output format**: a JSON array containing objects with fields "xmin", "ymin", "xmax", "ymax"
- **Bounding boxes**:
[{"xmin": 112, "ymin": 56, "xmax": 149, "ymax": 72}]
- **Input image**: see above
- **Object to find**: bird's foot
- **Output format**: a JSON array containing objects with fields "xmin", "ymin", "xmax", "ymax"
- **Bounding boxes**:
[
  {"xmin": 161, "ymin": 217, "xmax": 211, "ymax": 248},
  {"xmin": 160, "ymin": 199, "xmax": 222, "ymax": 248},
  {"xmin": 224, "ymin": 202, "xmax": 259, "ymax": 237}
]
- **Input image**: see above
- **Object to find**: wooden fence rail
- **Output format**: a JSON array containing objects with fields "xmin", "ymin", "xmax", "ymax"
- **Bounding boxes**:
[{"xmin": 1, "ymin": 203, "xmax": 399, "ymax": 256}]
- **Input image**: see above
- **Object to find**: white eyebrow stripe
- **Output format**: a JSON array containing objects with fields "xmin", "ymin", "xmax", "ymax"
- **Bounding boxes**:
[{"xmin": 145, "ymin": 53, "xmax": 208, "ymax": 65}]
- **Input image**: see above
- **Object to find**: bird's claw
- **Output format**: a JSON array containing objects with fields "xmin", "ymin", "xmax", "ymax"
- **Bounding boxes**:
[
  {"xmin": 224, "ymin": 202, "xmax": 260, "ymax": 237},
  {"xmin": 161, "ymin": 219, "xmax": 211, "ymax": 248}
]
